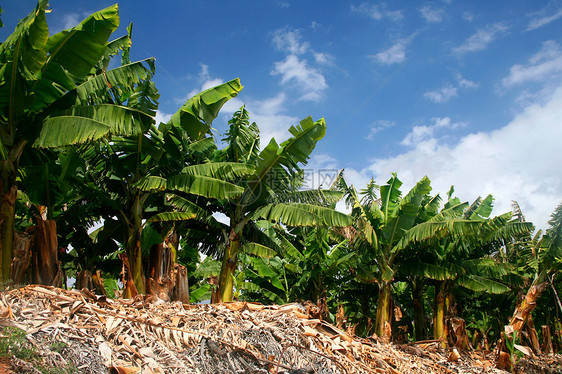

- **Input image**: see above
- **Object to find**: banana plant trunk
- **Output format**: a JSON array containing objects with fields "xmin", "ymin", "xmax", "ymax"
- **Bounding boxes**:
[
  {"xmin": 412, "ymin": 279, "xmax": 427, "ymax": 341},
  {"xmin": 508, "ymin": 279, "xmax": 548, "ymax": 335},
  {"xmin": 147, "ymin": 229, "xmax": 188, "ymax": 302},
  {"xmin": 497, "ymin": 279, "xmax": 549, "ymax": 370},
  {"xmin": 434, "ymin": 281, "xmax": 448, "ymax": 345},
  {"xmin": 30, "ymin": 217, "xmax": 63, "ymax": 287},
  {"xmin": 217, "ymin": 229, "xmax": 240, "ymax": 303},
  {"xmin": 375, "ymin": 281, "xmax": 392, "ymax": 341},
  {"xmin": 0, "ymin": 165, "xmax": 17, "ymax": 282},
  {"xmin": 122, "ymin": 195, "xmax": 146, "ymax": 297}
]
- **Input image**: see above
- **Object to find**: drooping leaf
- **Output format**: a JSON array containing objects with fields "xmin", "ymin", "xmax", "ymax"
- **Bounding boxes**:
[
  {"xmin": 167, "ymin": 174, "xmax": 245, "ymax": 199},
  {"xmin": 164, "ymin": 78, "xmax": 243, "ymax": 140},
  {"xmin": 251, "ymin": 203, "xmax": 352, "ymax": 227},
  {"xmin": 242, "ymin": 242, "xmax": 277, "ymax": 258},
  {"xmin": 34, "ymin": 116, "xmax": 110, "ymax": 148},
  {"xmin": 146, "ymin": 212, "xmax": 197, "ymax": 223},
  {"xmin": 181, "ymin": 162, "xmax": 255, "ymax": 180},
  {"xmin": 44, "ymin": 4, "xmax": 120, "ymax": 79}
]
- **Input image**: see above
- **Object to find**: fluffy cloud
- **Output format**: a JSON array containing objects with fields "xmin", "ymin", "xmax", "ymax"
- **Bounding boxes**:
[
  {"xmin": 351, "ymin": 3, "xmax": 403, "ymax": 21},
  {"xmin": 401, "ymin": 117, "xmax": 464, "ymax": 146},
  {"xmin": 527, "ymin": 6, "xmax": 562, "ymax": 31},
  {"xmin": 272, "ymin": 55, "xmax": 328, "ymax": 101},
  {"xmin": 355, "ymin": 87, "xmax": 562, "ymax": 230},
  {"xmin": 273, "ymin": 28, "xmax": 309, "ymax": 55},
  {"xmin": 270, "ymin": 28, "xmax": 331, "ymax": 102},
  {"xmin": 366, "ymin": 120, "xmax": 395, "ymax": 140},
  {"xmin": 154, "ymin": 111, "xmax": 172, "ymax": 125},
  {"xmin": 424, "ymin": 74, "xmax": 478, "ymax": 103},
  {"xmin": 453, "ymin": 23, "xmax": 508, "ymax": 54},
  {"xmin": 502, "ymin": 40, "xmax": 562, "ymax": 87},
  {"xmin": 371, "ymin": 41, "xmax": 407, "ymax": 64},
  {"xmin": 420, "ymin": 5, "xmax": 445, "ymax": 23},
  {"xmin": 424, "ymin": 84, "xmax": 458, "ymax": 103}
]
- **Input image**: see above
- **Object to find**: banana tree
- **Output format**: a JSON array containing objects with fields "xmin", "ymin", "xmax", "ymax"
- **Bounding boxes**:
[
  {"xmin": 205, "ymin": 107, "xmax": 352, "ymax": 303},
  {"xmin": 78, "ymin": 77, "xmax": 244, "ymax": 297},
  {"xmin": 500, "ymin": 203, "xmax": 562, "ymax": 358},
  {"xmin": 337, "ymin": 173, "xmax": 433, "ymax": 339},
  {"xmin": 398, "ymin": 193, "xmax": 533, "ymax": 343},
  {"xmin": 0, "ymin": 2, "xmax": 157, "ymax": 281}
]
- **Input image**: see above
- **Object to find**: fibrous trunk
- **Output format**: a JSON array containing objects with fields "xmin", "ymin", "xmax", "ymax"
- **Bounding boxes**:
[
  {"xmin": 11, "ymin": 231, "xmax": 32, "ymax": 283},
  {"xmin": 434, "ymin": 281, "xmax": 447, "ymax": 345},
  {"xmin": 123, "ymin": 196, "xmax": 145, "ymax": 296},
  {"xmin": 497, "ymin": 278, "xmax": 548, "ymax": 370},
  {"xmin": 0, "ymin": 181, "xmax": 16, "ymax": 282},
  {"xmin": 216, "ymin": 229, "xmax": 239, "ymax": 303},
  {"xmin": 375, "ymin": 282, "xmax": 392, "ymax": 342},
  {"xmin": 30, "ymin": 217, "xmax": 62, "ymax": 287}
]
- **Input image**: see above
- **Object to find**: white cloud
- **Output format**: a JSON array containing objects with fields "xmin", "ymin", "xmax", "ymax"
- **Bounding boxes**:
[
  {"xmin": 453, "ymin": 23, "xmax": 508, "ymax": 55},
  {"xmin": 273, "ymin": 28, "xmax": 309, "ymax": 55},
  {"xmin": 314, "ymin": 52, "xmax": 334, "ymax": 66},
  {"xmin": 155, "ymin": 111, "xmax": 172, "ymax": 124},
  {"xmin": 351, "ymin": 3, "xmax": 403, "ymax": 21},
  {"xmin": 247, "ymin": 93, "xmax": 300, "ymax": 145},
  {"xmin": 462, "ymin": 12, "xmax": 474, "ymax": 22},
  {"xmin": 401, "ymin": 117, "xmax": 464, "ymax": 146},
  {"xmin": 272, "ymin": 55, "xmax": 328, "ymax": 101},
  {"xmin": 271, "ymin": 28, "xmax": 331, "ymax": 102},
  {"xmin": 420, "ymin": 5, "xmax": 445, "ymax": 23},
  {"xmin": 424, "ymin": 84, "xmax": 458, "ymax": 103},
  {"xmin": 457, "ymin": 73, "xmax": 478, "ymax": 89},
  {"xmin": 527, "ymin": 7, "xmax": 562, "ymax": 31},
  {"xmin": 371, "ymin": 41, "xmax": 407, "ymax": 64},
  {"xmin": 425, "ymin": 74, "xmax": 478, "ymax": 103},
  {"xmin": 366, "ymin": 120, "xmax": 395, "ymax": 140},
  {"xmin": 502, "ymin": 40, "xmax": 562, "ymax": 87},
  {"xmin": 354, "ymin": 87, "xmax": 562, "ymax": 230}
]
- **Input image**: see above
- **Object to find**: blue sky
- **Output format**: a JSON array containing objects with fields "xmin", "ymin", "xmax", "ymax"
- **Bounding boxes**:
[{"xmin": 2, "ymin": 1, "xmax": 562, "ymax": 229}]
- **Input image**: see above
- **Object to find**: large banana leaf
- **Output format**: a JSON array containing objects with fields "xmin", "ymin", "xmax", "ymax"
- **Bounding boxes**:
[
  {"xmin": 34, "ymin": 116, "xmax": 110, "ymax": 148},
  {"xmin": 468, "ymin": 194, "xmax": 495, "ymax": 221},
  {"xmin": 181, "ymin": 162, "xmax": 255, "ymax": 180},
  {"xmin": 220, "ymin": 105, "xmax": 260, "ymax": 163},
  {"xmin": 44, "ymin": 4, "xmax": 119, "ymax": 79},
  {"xmin": 0, "ymin": 1, "xmax": 49, "ymax": 124},
  {"xmin": 134, "ymin": 174, "xmax": 244, "ymax": 200},
  {"xmin": 383, "ymin": 175, "xmax": 431, "ymax": 247},
  {"xmin": 0, "ymin": 1, "xmax": 48, "ymax": 75},
  {"xmin": 269, "ymin": 189, "xmax": 343, "ymax": 205},
  {"xmin": 249, "ymin": 117, "xmax": 327, "ymax": 201},
  {"xmin": 34, "ymin": 104, "xmax": 154, "ymax": 147},
  {"xmin": 242, "ymin": 242, "xmax": 277, "ymax": 258},
  {"xmin": 163, "ymin": 78, "xmax": 243, "ymax": 140},
  {"xmin": 395, "ymin": 219, "xmax": 483, "ymax": 250},
  {"xmin": 456, "ymin": 274, "xmax": 510, "ymax": 294},
  {"xmin": 167, "ymin": 174, "xmax": 245, "ymax": 199},
  {"xmin": 73, "ymin": 59, "xmax": 155, "ymax": 105},
  {"xmin": 146, "ymin": 212, "xmax": 197, "ymax": 223},
  {"xmin": 250, "ymin": 257, "xmax": 285, "ymax": 291},
  {"xmin": 165, "ymin": 193, "xmax": 222, "ymax": 228},
  {"xmin": 251, "ymin": 202, "xmax": 352, "ymax": 227},
  {"xmin": 380, "ymin": 173, "xmax": 403, "ymax": 222},
  {"xmin": 30, "ymin": 4, "xmax": 121, "ymax": 111}
]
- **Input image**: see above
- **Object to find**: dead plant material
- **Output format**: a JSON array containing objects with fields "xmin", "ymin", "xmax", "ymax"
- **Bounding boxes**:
[{"xmin": 0, "ymin": 285, "xmax": 558, "ymax": 373}]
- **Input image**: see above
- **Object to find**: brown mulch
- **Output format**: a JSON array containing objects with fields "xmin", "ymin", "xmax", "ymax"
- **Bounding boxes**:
[{"xmin": 0, "ymin": 285, "xmax": 559, "ymax": 373}]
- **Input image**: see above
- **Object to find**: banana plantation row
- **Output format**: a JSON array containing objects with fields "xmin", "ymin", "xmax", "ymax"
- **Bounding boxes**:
[{"xmin": 1, "ymin": 1, "xmax": 561, "ymax": 359}]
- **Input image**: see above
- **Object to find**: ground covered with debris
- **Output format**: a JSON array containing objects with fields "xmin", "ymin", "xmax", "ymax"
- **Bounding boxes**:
[{"xmin": 0, "ymin": 286, "xmax": 560, "ymax": 373}]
